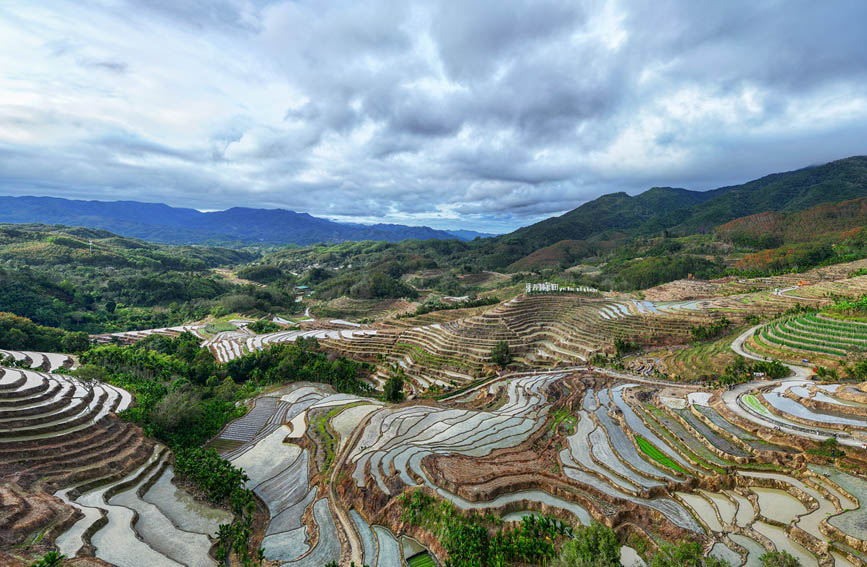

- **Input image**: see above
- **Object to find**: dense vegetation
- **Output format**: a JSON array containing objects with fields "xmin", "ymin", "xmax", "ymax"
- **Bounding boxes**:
[
  {"xmin": 0, "ymin": 312, "xmax": 89, "ymax": 352},
  {"xmin": 399, "ymin": 295, "xmax": 500, "ymax": 318},
  {"xmin": 551, "ymin": 522, "xmax": 620, "ymax": 567},
  {"xmin": 720, "ymin": 356, "xmax": 788, "ymax": 386},
  {"xmin": 247, "ymin": 320, "xmax": 281, "ymax": 333},
  {"xmin": 0, "ymin": 225, "xmax": 304, "ymax": 333},
  {"xmin": 825, "ymin": 294, "xmax": 867, "ymax": 321},
  {"xmin": 401, "ymin": 490, "xmax": 573, "ymax": 567},
  {"xmin": 384, "ymin": 366, "xmax": 406, "ymax": 403},
  {"xmin": 690, "ymin": 317, "xmax": 730, "ymax": 343},
  {"xmin": 225, "ymin": 337, "xmax": 372, "ymax": 395}
]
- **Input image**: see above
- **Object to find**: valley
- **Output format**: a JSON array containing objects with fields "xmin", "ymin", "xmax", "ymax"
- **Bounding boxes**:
[{"xmin": 3, "ymin": 254, "xmax": 867, "ymax": 567}]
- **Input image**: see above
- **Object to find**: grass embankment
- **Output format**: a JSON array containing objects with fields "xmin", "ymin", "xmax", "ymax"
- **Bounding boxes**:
[
  {"xmin": 407, "ymin": 553, "xmax": 436, "ymax": 567},
  {"xmin": 635, "ymin": 435, "xmax": 687, "ymax": 474},
  {"xmin": 315, "ymin": 401, "xmax": 368, "ymax": 480},
  {"xmin": 205, "ymin": 322, "xmax": 238, "ymax": 334}
]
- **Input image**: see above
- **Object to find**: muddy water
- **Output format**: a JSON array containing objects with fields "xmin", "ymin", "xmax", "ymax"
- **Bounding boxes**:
[
  {"xmin": 142, "ymin": 466, "xmax": 232, "ymax": 534},
  {"xmin": 700, "ymin": 490, "xmax": 737, "ymax": 526},
  {"xmin": 752, "ymin": 487, "xmax": 807, "ymax": 524},
  {"xmin": 677, "ymin": 492, "xmax": 723, "ymax": 531},
  {"xmin": 351, "ymin": 510, "xmax": 377, "ymax": 567},
  {"xmin": 739, "ymin": 471, "xmax": 832, "ymax": 539},
  {"xmin": 710, "ymin": 542, "xmax": 741, "ymax": 566},
  {"xmin": 436, "ymin": 487, "xmax": 592, "ymax": 525},
  {"xmin": 54, "ymin": 487, "xmax": 102, "ymax": 558},
  {"xmin": 833, "ymin": 551, "xmax": 858, "ymax": 567},
  {"xmin": 373, "ymin": 525, "xmax": 402, "ymax": 567},
  {"xmin": 729, "ymin": 533, "xmax": 766, "ymax": 567},
  {"xmin": 620, "ymin": 546, "xmax": 646, "ymax": 567},
  {"xmin": 752, "ymin": 522, "xmax": 817, "ymax": 567},
  {"xmin": 725, "ymin": 490, "xmax": 755, "ymax": 527}
]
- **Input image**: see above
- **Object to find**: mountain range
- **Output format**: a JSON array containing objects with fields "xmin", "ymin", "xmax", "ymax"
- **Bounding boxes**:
[
  {"xmin": 1, "ymin": 156, "xmax": 865, "ymax": 255},
  {"xmin": 0, "ymin": 197, "xmax": 493, "ymax": 245},
  {"xmin": 482, "ymin": 155, "xmax": 867, "ymax": 269}
]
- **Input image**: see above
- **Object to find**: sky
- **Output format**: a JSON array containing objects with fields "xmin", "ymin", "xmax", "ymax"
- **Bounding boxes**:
[{"xmin": 1, "ymin": 1, "xmax": 866, "ymax": 234}]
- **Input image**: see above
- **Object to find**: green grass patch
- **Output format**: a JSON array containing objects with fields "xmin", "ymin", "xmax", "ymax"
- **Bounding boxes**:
[
  {"xmin": 548, "ymin": 407, "xmax": 578, "ymax": 433},
  {"xmin": 635, "ymin": 435, "xmax": 687, "ymax": 474},
  {"xmin": 315, "ymin": 401, "xmax": 368, "ymax": 480},
  {"xmin": 407, "ymin": 552, "xmax": 436, "ymax": 567},
  {"xmin": 742, "ymin": 394, "xmax": 772, "ymax": 417},
  {"xmin": 205, "ymin": 322, "xmax": 238, "ymax": 333}
]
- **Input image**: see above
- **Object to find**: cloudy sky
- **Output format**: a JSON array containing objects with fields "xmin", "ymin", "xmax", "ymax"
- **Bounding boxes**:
[{"xmin": 1, "ymin": 1, "xmax": 866, "ymax": 233}]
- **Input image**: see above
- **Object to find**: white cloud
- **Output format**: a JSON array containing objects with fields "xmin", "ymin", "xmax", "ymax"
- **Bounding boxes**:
[{"xmin": 0, "ymin": 0, "xmax": 865, "ymax": 233}]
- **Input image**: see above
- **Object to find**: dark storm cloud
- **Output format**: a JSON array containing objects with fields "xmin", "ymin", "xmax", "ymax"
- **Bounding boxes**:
[{"xmin": 0, "ymin": 1, "xmax": 866, "ymax": 233}]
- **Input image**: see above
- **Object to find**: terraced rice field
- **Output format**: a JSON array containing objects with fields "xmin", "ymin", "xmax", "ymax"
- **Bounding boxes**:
[
  {"xmin": 7, "ymin": 263, "xmax": 867, "ymax": 566},
  {"xmin": 734, "ymin": 379, "xmax": 867, "ymax": 443},
  {"xmin": 0, "ymin": 350, "xmax": 73, "ymax": 372},
  {"xmin": 758, "ymin": 314, "xmax": 867, "ymax": 359},
  {"xmin": 0, "ymin": 366, "xmax": 231, "ymax": 567},
  {"xmin": 202, "ymin": 364, "xmax": 865, "ymax": 567}
]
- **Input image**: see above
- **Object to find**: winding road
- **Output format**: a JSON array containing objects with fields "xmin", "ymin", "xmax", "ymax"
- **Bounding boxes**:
[{"xmin": 723, "ymin": 325, "xmax": 863, "ymax": 448}]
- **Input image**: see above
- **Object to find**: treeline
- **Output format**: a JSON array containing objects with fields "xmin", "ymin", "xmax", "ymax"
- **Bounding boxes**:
[
  {"xmin": 689, "ymin": 317, "xmax": 730, "ymax": 342},
  {"xmin": 720, "ymin": 356, "xmax": 788, "ymax": 386},
  {"xmin": 401, "ymin": 490, "xmax": 572, "ymax": 567},
  {"xmin": 0, "ymin": 312, "xmax": 89, "ymax": 352},
  {"xmin": 313, "ymin": 270, "xmax": 419, "ymax": 300},
  {"xmin": 225, "ymin": 337, "xmax": 372, "ymax": 396},
  {"xmin": 78, "ymin": 334, "xmax": 371, "ymax": 446},
  {"xmin": 0, "ymin": 265, "xmax": 300, "ymax": 333}
]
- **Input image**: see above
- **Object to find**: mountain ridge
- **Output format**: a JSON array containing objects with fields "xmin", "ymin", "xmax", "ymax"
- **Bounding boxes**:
[{"xmin": 0, "ymin": 196, "xmax": 491, "ymax": 245}]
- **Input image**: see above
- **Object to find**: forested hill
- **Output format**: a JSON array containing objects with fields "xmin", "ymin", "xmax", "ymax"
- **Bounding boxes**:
[
  {"xmin": 477, "ymin": 155, "xmax": 867, "ymax": 268},
  {"xmin": 0, "ymin": 196, "xmax": 489, "ymax": 245}
]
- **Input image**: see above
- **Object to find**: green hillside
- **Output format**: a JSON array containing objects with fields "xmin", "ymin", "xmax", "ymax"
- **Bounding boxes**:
[{"xmin": 499, "ymin": 156, "xmax": 867, "ymax": 268}]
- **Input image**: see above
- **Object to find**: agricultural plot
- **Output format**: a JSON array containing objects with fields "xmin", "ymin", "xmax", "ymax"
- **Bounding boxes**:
[
  {"xmin": 758, "ymin": 314, "xmax": 867, "ymax": 360},
  {"xmin": 735, "ymin": 380, "xmax": 867, "ymax": 441},
  {"xmin": 0, "ymin": 350, "xmax": 73, "ymax": 372},
  {"xmin": 0, "ymin": 367, "xmax": 228, "ymax": 567}
]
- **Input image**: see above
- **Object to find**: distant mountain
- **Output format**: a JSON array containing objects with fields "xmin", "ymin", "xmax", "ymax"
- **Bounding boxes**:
[
  {"xmin": 0, "ymin": 197, "xmax": 478, "ymax": 245},
  {"xmin": 489, "ymin": 155, "xmax": 867, "ymax": 268},
  {"xmin": 445, "ymin": 229, "xmax": 496, "ymax": 240}
]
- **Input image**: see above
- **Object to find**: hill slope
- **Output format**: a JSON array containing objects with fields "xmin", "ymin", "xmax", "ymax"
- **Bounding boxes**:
[{"xmin": 498, "ymin": 155, "xmax": 867, "ymax": 268}]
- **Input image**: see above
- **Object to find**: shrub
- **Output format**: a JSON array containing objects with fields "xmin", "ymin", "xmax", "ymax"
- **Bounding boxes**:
[
  {"xmin": 384, "ymin": 367, "xmax": 405, "ymax": 403},
  {"xmin": 649, "ymin": 541, "xmax": 730, "ymax": 567},
  {"xmin": 552, "ymin": 522, "xmax": 620, "ymax": 567},
  {"xmin": 491, "ymin": 341, "xmax": 512, "ymax": 368},
  {"xmin": 247, "ymin": 320, "xmax": 280, "ymax": 334},
  {"xmin": 760, "ymin": 551, "xmax": 800, "ymax": 567}
]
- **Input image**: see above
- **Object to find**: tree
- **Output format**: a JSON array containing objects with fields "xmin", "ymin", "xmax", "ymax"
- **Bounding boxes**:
[
  {"xmin": 760, "ymin": 551, "xmax": 800, "ymax": 567},
  {"xmin": 552, "ymin": 522, "xmax": 620, "ymax": 567},
  {"xmin": 384, "ymin": 366, "xmax": 405, "ymax": 403},
  {"xmin": 491, "ymin": 340, "xmax": 511, "ymax": 368},
  {"xmin": 61, "ymin": 331, "xmax": 91, "ymax": 353}
]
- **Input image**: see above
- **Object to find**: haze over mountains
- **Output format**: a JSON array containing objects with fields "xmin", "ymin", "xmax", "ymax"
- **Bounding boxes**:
[
  {"xmin": 0, "ymin": 197, "xmax": 494, "ymax": 245},
  {"xmin": 1, "ymin": 156, "xmax": 865, "ymax": 253}
]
